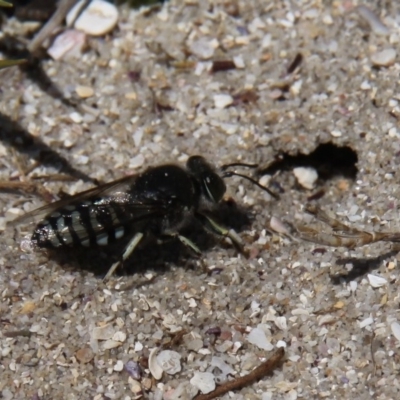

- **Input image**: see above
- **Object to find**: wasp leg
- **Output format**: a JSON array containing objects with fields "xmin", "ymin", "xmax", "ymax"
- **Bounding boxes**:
[
  {"xmin": 103, "ymin": 232, "xmax": 144, "ymax": 281},
  {"xmin": 162, "ymin": 231, "xmax": 202, "ymax": 255},
  {"xmin": 195, "ymin": 212, "xmax": 244, "ymax": 253}
]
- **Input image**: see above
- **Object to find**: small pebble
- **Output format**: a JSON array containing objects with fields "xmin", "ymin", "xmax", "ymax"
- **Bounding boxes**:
[
  {"xmin": 190, "ymin": 372, "xmax": 216, "ymax": 394},
  {"xmin": 20, "ymin": 301, "xmax": 36, "ymax": 314},
  {"xmin": 356, "ymin": 5, "xmax": 390, "ymax": 36},
  {"xmin": 102, "ymin": 339, "xmax": 122, "ymax": 349},
  {"xmin": 359, "ymin": 316, "xmax": 374, "ymax": 328},
  {"xmin": 270, "ymin": 216, "xmax": 291, "ymax": 235},
  {"xmin": 114, "ymin": 360, "xmax": 124, "ymax": 372},
  {"xmin": 247, "ymin": 327, "xmax": 274, "ymax": 351},
  {"xmin": 368, "ymin": 274, "xmax": 387, "ymax": 288},
  {"xmin": 262, "ymin": 392, "xmax": 273, "ymax": 400},
  {"xmin": 334, "ymin": 301, "xmax": 345, "ymax": 309},
  {"xmin": 390, "ymin": 321, "xmax": 400, "ymax": 342},
  {"xmin": 141, "ymin": 378, "xmax": 152, "ymax": 391},
  {"xmin": 213, "ymin": 94, "xmax": 233, "ymax": 109},
  {"xmin": 67, "ymin": 0, "xmax": 119, "ymax": 36},
  {"xmin": 92, "ymin": 325, "xmax": 115, "ymax": 340},
  {"xmin": 233, "ymin": 54, "xmax": 245, "ymax": 68},
  {"xmin": 275, "ymin": 316, "xmax": 287, "ymax": 330},
  {"xmin": 128, "ymin": 378, "xmax": 143, "ymax": 398},
  {"xmin": 211, "ymin": 357, "xmax": 235, "ymax": 380},
  {"xmin": 75, "ymin": 347, "xmax": 94, "ymax": 364},
  {"xmin": 371, "ymin": 48, "xmax": 396, "ymax": 67},
  {"xmin": 293, "ymin": 167, "xmax": 318, "ymax": 189},
  {"xmin": 112, "ymin": 331, "xmax": 127, "ymax": 342},
  {"xmin": 125, "ymin": 360, "xmax": 142, "ymax": 380},
  {"xmin": 47, "ymin": 29, "xmax": 86, "ymax": 60},
  {"xmin": 285, "ymin": 389, "xmax": 298, "ymax": 400},
  {"xmin": 189, "ymin": 37, "xmax": 217, "ymax": 59},
  {"xmin": 186, "ymin": 338, "xmax": 203, "ymax": 352},
  {"xmin": 76, "ymin": 85, "xmax": 94, "ymax": 98},
  {"xmin": 129, "ymin": 154, "xmax": 145, "ymax": 169},
  {"xmin": 330, "ymin": 130, "xmax": 342, "ymax": 137},
  {"xmin": 69, "ymin": 112, "xmax": 83, "ymax": 124}
]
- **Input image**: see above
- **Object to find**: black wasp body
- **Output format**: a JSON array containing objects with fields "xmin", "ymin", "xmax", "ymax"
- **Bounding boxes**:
[{"xmin": 14, "ymin": 156, "xmax": 277, "ymax": 280}]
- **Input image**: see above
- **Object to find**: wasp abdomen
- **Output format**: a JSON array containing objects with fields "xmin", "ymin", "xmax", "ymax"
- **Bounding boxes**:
[{"xmin": 32, "ymin": 200, "xmax": 127, "ymax": 249}]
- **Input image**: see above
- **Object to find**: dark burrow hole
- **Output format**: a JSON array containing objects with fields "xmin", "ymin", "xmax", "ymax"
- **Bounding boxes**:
[{"xmin": 259, "ymin": 143, "xmax": 358, "ymax": 182}]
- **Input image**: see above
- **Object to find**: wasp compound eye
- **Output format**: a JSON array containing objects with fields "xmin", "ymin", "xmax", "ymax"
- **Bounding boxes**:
[{"xmin": 187, "ymin": 156, "xmax": 226, "ymax": 203}]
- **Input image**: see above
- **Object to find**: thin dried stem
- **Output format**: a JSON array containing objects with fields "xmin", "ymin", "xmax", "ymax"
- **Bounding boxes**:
[
  {"xmin": 0, "ymin": 180, "xmax": 54, "ymax": 201},
  {"xmin": 297, "ymin": 205, "xmax": 400, "ymax": 249},
  {"xmin": 193, "ymin": 347, "xmax": 284, "ymax": 400},
  {"xmin": 28, "ymin": 0, "xmax": 83, "ymax": 54}
]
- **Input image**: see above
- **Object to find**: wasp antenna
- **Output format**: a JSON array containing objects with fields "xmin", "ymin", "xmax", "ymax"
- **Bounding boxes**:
[
  {"xmin": 223, "ymin": 171, "xmax": 280, "ymax": 199},
  {"xmin": 220, "ymin": 162, "xmax": 259, "ymax": 171}
]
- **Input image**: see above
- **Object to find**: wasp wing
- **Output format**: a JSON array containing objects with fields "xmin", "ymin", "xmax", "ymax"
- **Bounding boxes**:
[{"xmin": 9, "ymin": 174, "xmax": 146, "ymax": 228}]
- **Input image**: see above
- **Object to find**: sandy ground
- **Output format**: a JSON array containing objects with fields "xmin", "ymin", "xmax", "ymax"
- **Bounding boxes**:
[{"xmin": 1, "ymin": 1, "xmax": 400, "ymax": 399}]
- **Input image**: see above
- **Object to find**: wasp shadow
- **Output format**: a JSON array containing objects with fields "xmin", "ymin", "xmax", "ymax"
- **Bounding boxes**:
[
  {"xmin": 45, "ymin": 200, "xmax": 253, "ymax": 278},
  {"xmin": 0, "ymin": 30, "xmax": 80, "ymax": 109},
  {"xmin": 0, "ymin": 111, "xmax": 95, "ymax": 183},
  {"xmin": 330, "ymin": 249, "xmax": 399, "ymax": 284}
]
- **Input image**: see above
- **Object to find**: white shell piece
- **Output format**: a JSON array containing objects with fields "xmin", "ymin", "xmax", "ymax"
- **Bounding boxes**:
[
  {"xmin": 47, "ymin": 29, "xmax": 86, "ymax": 60},
  {"xmin": 190, "ymin": 372, "xmax": 216, "ymax": 394},
  {"xmin": 67, "ymin": 0, "xmax": 119, "ymax": 36},
  {"xmin": 148, "ymin": 348, "xmax": 163, "ymax": 380},
  {"xmin": 367, "ymin": 274, "xmax": 387, "ymax": 288},
  {"xmin": 293, "ymin": 167, "xmax": 318, "ymax": 190},
  {"xmin": 156, "ymin": 350, "xmax": 182, "ymax": 375},
  {"xmin": 247, "ymin": 327, "xmax": 274, "ymax": 351},
  {"xmin": 391, "ymin": 321, "xmax": 400, "ymax": 342}
]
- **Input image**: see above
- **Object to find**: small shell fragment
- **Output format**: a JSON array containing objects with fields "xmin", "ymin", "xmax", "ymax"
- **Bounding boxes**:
[
  {"xmin": 330, "ymin": 130, "xmax": 342, "ymax": 138},
  {"xmin": 213, "ymin": 94, "xmax": 233, "ymax": 109},
  {"xmin": 67, "ymin": 0, "xmax": 119, "ymax": 36},
  {"xmin": 47, "ymin": 29, "xmax": 86, "ymax": 60},
  {"xmin": 102, "ymin": 339, "xmax": 121, "ymax": 349},
  {"xmin": 112, "ymin": 331, "xmax": 127, "ymax": 342},
  {"xmin": 91, "ymin": 325, "xmax": 115, "ymax": 340},
  {"xmin": 190, "ymin": 372, "xmax": 216, "ymax": 394},
  {"xmin": 368, "ymin": 274, "xmax": 387, "ymax": 288},
  {"xmin": 356, "ymin": 5, "xmax": 390, "ymax": 36},
  {"xmin": 359, "ymin": 316, "xmax": 373, "ymax": 328},
  {"xmin": 148, "ymin": 348, "xmax": 163, "ymax": 380},
  {"xmin": 270, "ymin": 216, "xmax": 291, "ymax": 235},
  {"xmin": 371, "ymin": 48, "xmax": 396, "ymax": 67},
  {"xmin": 189, "ymin": 37, "xmax": 217, "ymax": 59},
  {"xmin": 156, "ymin": 350, "xmax": 182, "ymax": 375},
  {"xmin": 113, "ymin": 360, "xmax": 124, "ymax": 372},
  {"xmin": 275, "ymin": 316, "xmax": 287, "ymax": 330},
  {"xmin": 128, "ymin": 378, "xmax": 143, "ymax": 399},
  {"xmin": 247, "ymin": 327, "xmax": 274, "ymax": 351},
  {"xmin": 293, "ymin": 167, "xmax": 318, "ymax": 190},
  {"xmin": 75, "ymin": 85, "xmax": 94, "ymax": 98},
  {"xmin": 391, "ymin": 321, "xmax": 400, "ymax": 342}
]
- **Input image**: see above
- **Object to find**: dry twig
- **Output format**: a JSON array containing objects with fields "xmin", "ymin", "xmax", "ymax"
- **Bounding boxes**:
[
  {"xmin": 28, "ymin": 0, "xmax": 82, "ymax": 54},
  {"xmin": 296, "ymin": 205, "xmax": 400, "ymax": 249},
  {"xmin": 193, "ymin": 347, "xmax": 285, "ymax": 400}
]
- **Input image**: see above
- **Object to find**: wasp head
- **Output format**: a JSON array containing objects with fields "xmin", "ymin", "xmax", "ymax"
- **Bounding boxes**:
[{"xmin": 186, "ymin": 156, "xmax": 227, "ymax": 204}]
